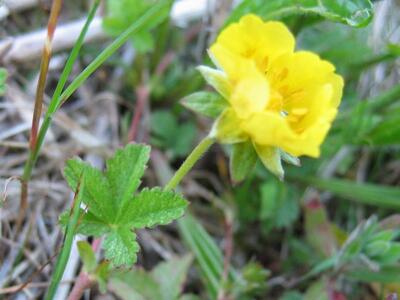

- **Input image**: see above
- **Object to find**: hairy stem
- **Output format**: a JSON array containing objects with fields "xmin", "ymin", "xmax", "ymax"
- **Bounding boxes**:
[
  {"xmin": 165, "ymin": 136, "xmax": 215, "ymax": 190},
  {"xmin": 67, "ymin": 272, "xmax": 94, "ymax": 300}
]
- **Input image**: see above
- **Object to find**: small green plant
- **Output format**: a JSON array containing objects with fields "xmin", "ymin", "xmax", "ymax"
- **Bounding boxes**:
[
  {"xmin": 62, "ymin": 144, "xmax": 188, "ymax": 267},
  {"xmin": 11, "ymin": 0, "xmax": 400, "ymax": 298}
]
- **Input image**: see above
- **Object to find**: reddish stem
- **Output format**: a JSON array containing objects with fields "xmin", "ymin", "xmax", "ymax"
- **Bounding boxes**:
[
  {"xmin": 67, "ymin": 272, "xmax": 94, "ymax": 300},
  {"xmin": 127, "ymin": 84, "xmax": 149, "ymax": 142}
]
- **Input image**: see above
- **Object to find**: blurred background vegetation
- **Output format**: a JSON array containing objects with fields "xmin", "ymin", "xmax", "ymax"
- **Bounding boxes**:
[{"xmin": 1, "ymin": 0, "xmax": 400, "ymax": 299}]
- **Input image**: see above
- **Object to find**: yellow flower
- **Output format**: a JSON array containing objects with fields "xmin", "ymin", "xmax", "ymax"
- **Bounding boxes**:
[{"xmin": 198, "ymin": 14, "xmax": 344, "ymax": 178}]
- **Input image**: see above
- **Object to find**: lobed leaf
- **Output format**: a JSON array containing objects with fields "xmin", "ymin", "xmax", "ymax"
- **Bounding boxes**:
[
  {"xmin": 106, "ymin": 143, "xmax": 150, "ymax": 215},
  {"xmin": 227, "ymin": 0, "xmax": 373, "ymax": 28},
  {"xmin": 119, "ymin": 187, "xmax": 188, "ymax": 228},
  {"xmin": 104, "ymin": 226, "xmax": 139, "ymax": 267},
  {"xmin": 64, "ymin": 158, "xmax": 114, "ymax": 222}
]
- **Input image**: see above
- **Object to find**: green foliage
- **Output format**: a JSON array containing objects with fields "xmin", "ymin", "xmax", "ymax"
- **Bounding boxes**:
[
  {"xmin": 260, "ymin": 179, "xmax": 300, "ymax": 232},
  {"xmin": 335, "ymin": 216, "xmax": 400, "ymax": 274},
  {"xmin": 236, "ymin": 262, "xmax": 270, "ymax": 297},
  {"xmin": 181, "ymin": 91, "xmax": 228, "ymax": 118},
  {"xmin": 0, "ymin": 68, "xmax": 6, "ymax": 95},
  {"xmin": 151, "ymin": 110, "xmax": 197, "ymax": 159},
  {"xmin": 109, "ymin": 255, "xmax": 195, "ymax": 300},
  {"xmin": 63, "ymin": 144, "xmax": 188, "ymax": 267},
  {"xmin": 227, "ymin": 0, "xmax": 373, "ymax": 27},
  {"xmin": 103, "ymin": 0, "xmax": 173, "ymax": 53}
]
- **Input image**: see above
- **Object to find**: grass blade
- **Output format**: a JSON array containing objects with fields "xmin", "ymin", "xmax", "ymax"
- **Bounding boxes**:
[
  {"xmin": 292, "ymin": 176, "xmax": 400, "ymax": 209},
  {"xmin": 178, "ymin": 214, "xmax": 238, "ymax": 298},
  {"xmin": 45, "ymin": 176, "xmax": 84, "ymax": 300}
]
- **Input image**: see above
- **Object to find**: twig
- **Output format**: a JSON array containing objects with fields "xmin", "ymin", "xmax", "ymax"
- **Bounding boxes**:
[
  {"xmin": 0, "ymin": 280, "xmax": 73, "ymax": 295},
  {"xmin": 16, "ymin": 0, "xmax": 63, "ymax": 233},
  {"xmin": 0, "ymin": 0, "xmax": 216, "ymax": 63}
]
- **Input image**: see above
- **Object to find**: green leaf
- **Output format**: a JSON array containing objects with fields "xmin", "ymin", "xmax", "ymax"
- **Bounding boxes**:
[
  {"xmin": 152, "ymin": 255, "xmax": 193, "ymax": 300},
  {"xmin": 292, "ymin": 176, "xmax": 400, "ymax": 209},
  {"xmin": 151, "ymin": 110, "xmax": 196, "ymax": 158},
  {"xmin": 106, "ymin": 144, "xmax": 150, "ymax": 214},
  {"xmin": 103, "ymin": 0, "xmax": 173, "ymax": 53},
  {"xmin": 260, "ymin": 180, "xmax": 299, "ymax": 230},
  {"xmin": 181, "ymin": 91, "xmax": 229, "ymax": 118},
  {"xmin": 0, "ymin": 68, "xmax": 7, "ymax": 96},
  {"xmin": 76, "ymin": 211, "xmax": 111, "ymax": 237},
  {"xmin": 119, "ymin": 187, "xmax": 188, "ymax": 228},
  {"xmin": 104, "ymin": 226, "xmax": 139, "ymax": 267},
  {"xmin": 109, "ymin": 269, "xmax": 161, "ymax": 300},
  {"xmin": 77, "ymin": 241, "xmax": 97, "ymax": 273},
  {"xmin": 347, "ymin": 265, "xmax": 400, "ymax": 283},
  {"xmin": 230, "ymin": 141, "xmax": 258, "ymax": 183},
  {"xmin": 226, "ymin": 0, "xmax": 373, "ymax": 28},
  {"xmin": 60, "ymin": 210, "xmax": 110, "ymax": 237},
  {"xmin": 64, "ymin": 158, "xmax": 114, "ymax": 222},
  {"xmin": 109, "ymin": 255, "xmax": 193, "ymax": 300}
]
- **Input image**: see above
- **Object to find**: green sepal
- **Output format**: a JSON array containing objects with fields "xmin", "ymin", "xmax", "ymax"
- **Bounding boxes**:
[
  {"xmin": 254, "ymin": 145, "xmax": 284, "ymax": 180},
  {"xmin": 230, "ymin": 141, "xmax": 258, "ymax": 183},
  {"xmin": 197, "ymin": 65, "xmax": 231, "ymax": 99},
  {"xmin": 181, "ymin": 91, "xmax": 228, "ymax": 118}
]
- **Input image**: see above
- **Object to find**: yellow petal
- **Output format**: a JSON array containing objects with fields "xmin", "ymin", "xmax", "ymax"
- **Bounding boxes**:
[
  {"xmin": 242, "ymin": 111, "xmax": 321, "ymax": 157},
  {"xmin": 210, "ymin": 15, "xmax": 295, "ymax": 71},
  {"xmin": 268, "ymin": 51, "xmax": 336, "ymax": 94},
  {"xmin": 230, "ymin": 69, "xmax": 269, "ymax": 119}
]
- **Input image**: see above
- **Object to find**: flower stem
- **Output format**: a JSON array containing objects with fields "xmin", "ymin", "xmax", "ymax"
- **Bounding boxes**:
[{"xmin": 165, "ymin": 136, "xmax": 215, "ymax": 191}]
